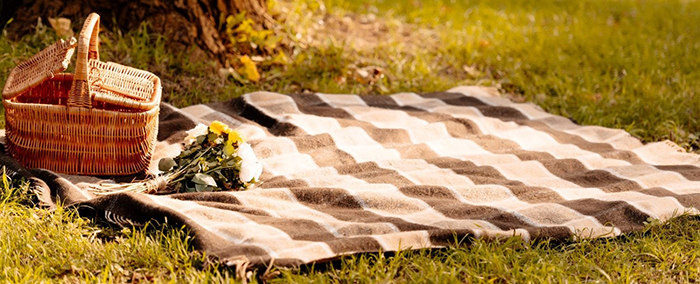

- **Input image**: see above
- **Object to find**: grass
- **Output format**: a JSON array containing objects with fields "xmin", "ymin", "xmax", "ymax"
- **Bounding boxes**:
[
  {"xmin": 2, "ymin": 0, "xmax": 700, "ymax": 282},
  {"xmin": 0, "ymin": 178, "xmax": 243, "ymax": 282}
]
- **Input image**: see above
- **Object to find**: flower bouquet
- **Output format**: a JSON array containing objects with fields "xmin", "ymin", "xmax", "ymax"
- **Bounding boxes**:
[{"xmin": 89, "ymin": 121, "xmax": 262, "ymax": 195}]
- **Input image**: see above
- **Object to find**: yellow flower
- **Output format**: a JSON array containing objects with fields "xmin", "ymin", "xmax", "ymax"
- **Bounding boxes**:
[
  {"xmin": 227, "ymin": 130, "xmax": 245, "ymax": 144},
  {"xmin": 209, "ymin": 121, "xmax": 230, "ymax": 135}
]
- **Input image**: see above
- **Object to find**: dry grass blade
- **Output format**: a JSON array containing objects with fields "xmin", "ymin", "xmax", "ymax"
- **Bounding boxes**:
[{"xmin": 87, "ymin": 172, "xmax": 180, "ymax": 195}]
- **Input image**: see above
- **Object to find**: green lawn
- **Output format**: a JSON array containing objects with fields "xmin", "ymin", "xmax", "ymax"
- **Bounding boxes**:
[
  {"xmin": 312, "ymin": 0, "xmax": 700, "ymax": 149},
  {"xmin": 2, "ymin": 0, "xmax": 700, "ymax": 282}
]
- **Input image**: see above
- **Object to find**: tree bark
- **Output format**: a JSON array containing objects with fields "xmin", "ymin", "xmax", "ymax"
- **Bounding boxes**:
[{"xmin": 4, "ymin": 0, "xmax": 271, "ymax": 59}]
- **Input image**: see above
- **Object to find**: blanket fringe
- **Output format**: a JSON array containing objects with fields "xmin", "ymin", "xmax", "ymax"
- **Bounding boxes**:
[{"xmin": 233, "ymin": 258, "xmax": 251, "ymax": 283}]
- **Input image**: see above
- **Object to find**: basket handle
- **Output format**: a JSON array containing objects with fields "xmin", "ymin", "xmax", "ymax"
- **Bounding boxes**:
[{"xmin": 68, "ymin": 13, "xmax": 100, "ymax": 108}]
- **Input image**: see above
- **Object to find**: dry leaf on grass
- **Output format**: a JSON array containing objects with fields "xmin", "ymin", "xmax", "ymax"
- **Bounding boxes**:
[
  {"xmin": 48, "ymin": 17, "xmax": 73, "ymax": 38},
  {"xmin": 239, "ymin": 55, "xmax": 261, "ymax": 82}
]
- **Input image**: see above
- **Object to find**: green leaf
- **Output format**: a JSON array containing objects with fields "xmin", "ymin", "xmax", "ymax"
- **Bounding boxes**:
[
  {"xmin": 194, "ymin": 183, "xmax": 205, "ymax": 192},
  {"xmin": 207, "ymin": 133, "xmax": 218, "ymax": 143},
  {"xmin": 223, "ymin": 143, "xmax": 235, "ymax": 156},
  {"xmin": 158, "ymin": 157, "xmax": 177, "ymax": 172},
  {"xmin": 192, "ymin": 173, "xmax": 217, "ymax": 187},
  {"xmin": 185, "ymin": 182, "xmax": 196, "ymax": 193},
  {"xmin": 226, "ymin": 159, "xmax": 239, "ymax": 167}
]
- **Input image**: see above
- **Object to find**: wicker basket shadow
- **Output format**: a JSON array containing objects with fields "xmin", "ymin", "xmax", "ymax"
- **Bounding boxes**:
[{"xmin": 1, "ymin": 13, "xmax": 161, "ymax": 176}]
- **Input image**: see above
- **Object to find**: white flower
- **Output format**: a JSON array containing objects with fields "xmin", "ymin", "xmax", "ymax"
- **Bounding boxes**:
[
  {"xmin": 184, "ymin": 124, "xmax": 208, "ymax": 144},
  {"xmin": 239, "ymin": 161, "xmax": 263, "ymax": 183},
  {"xmin": 236, "ymin": 142, "xmax": 257, "ymax": 163},
  {"xmin": 237, "ymin": 142, "xmax": 262, "ymax": 183}
]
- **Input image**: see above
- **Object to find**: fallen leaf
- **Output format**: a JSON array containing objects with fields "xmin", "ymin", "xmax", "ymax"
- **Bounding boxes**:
[
  {"xmin": 356, "ymin": 69, "xmax": 370, "ymax": 79},
  {"xmin": 463, "ymin": 65, "xmax": 483, "ymax": 78},
  {"xmin": 238, "ymin": 55, "xmax": 260, "ymax": 82},
  {"xmin": 218, "ymin": 67, "xmax": 234, "ymax": 79},
  {"xmin": 270, "ymin": 52, "xmax": 289, "ymax": 65},
  {"xmin": 48, "ymin": 17, "xmax": 73, "ymax": 38},
  {"xmin": 219, "ymin": 67, "xmax": 247, "ymax": 84}
]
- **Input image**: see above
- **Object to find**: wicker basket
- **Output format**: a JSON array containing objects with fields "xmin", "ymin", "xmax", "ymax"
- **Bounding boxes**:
[{"xmin": 2, "ymin": 13, "xmax": 161, "ymax": 176}]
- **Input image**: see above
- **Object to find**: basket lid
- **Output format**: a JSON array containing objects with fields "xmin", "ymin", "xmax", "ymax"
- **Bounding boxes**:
[
  {"xmin": 87, "ymin": 60, "xmax": 162, "ymax": 111},
  {"xmin": 2, "ymin": 38, "xmax": 78, "ymax": 100}
]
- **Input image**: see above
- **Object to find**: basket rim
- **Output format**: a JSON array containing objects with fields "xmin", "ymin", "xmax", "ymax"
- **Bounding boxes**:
[
  {"xmin": 2, "ymin": 97, "xmax": 161, "ymax": 115},
  {"xmin": 2, "ymin": 67, "xmax": 162, "ymax": 112}
]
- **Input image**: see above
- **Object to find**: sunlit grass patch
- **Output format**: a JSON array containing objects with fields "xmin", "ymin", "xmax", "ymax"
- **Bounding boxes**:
[{"xmin": 0, "ymin": 181, "xmax": 241, "ymax": 282}]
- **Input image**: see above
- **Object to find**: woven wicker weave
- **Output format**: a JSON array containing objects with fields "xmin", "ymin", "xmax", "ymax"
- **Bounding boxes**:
[{"xmin": 2, "ymin": 13, "xmax": 161, "ymax": 175}]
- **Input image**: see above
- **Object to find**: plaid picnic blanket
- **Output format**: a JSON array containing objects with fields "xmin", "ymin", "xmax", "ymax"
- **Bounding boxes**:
[{"xmin": 4, "ymin": 86, "xmax": 700, "ymax": 268}]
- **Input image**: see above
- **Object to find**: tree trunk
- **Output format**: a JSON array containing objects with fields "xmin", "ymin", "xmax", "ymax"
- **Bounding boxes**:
[{"xmin": 4, "ymin": 0, "xmax": 272, "ymax": 60}]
